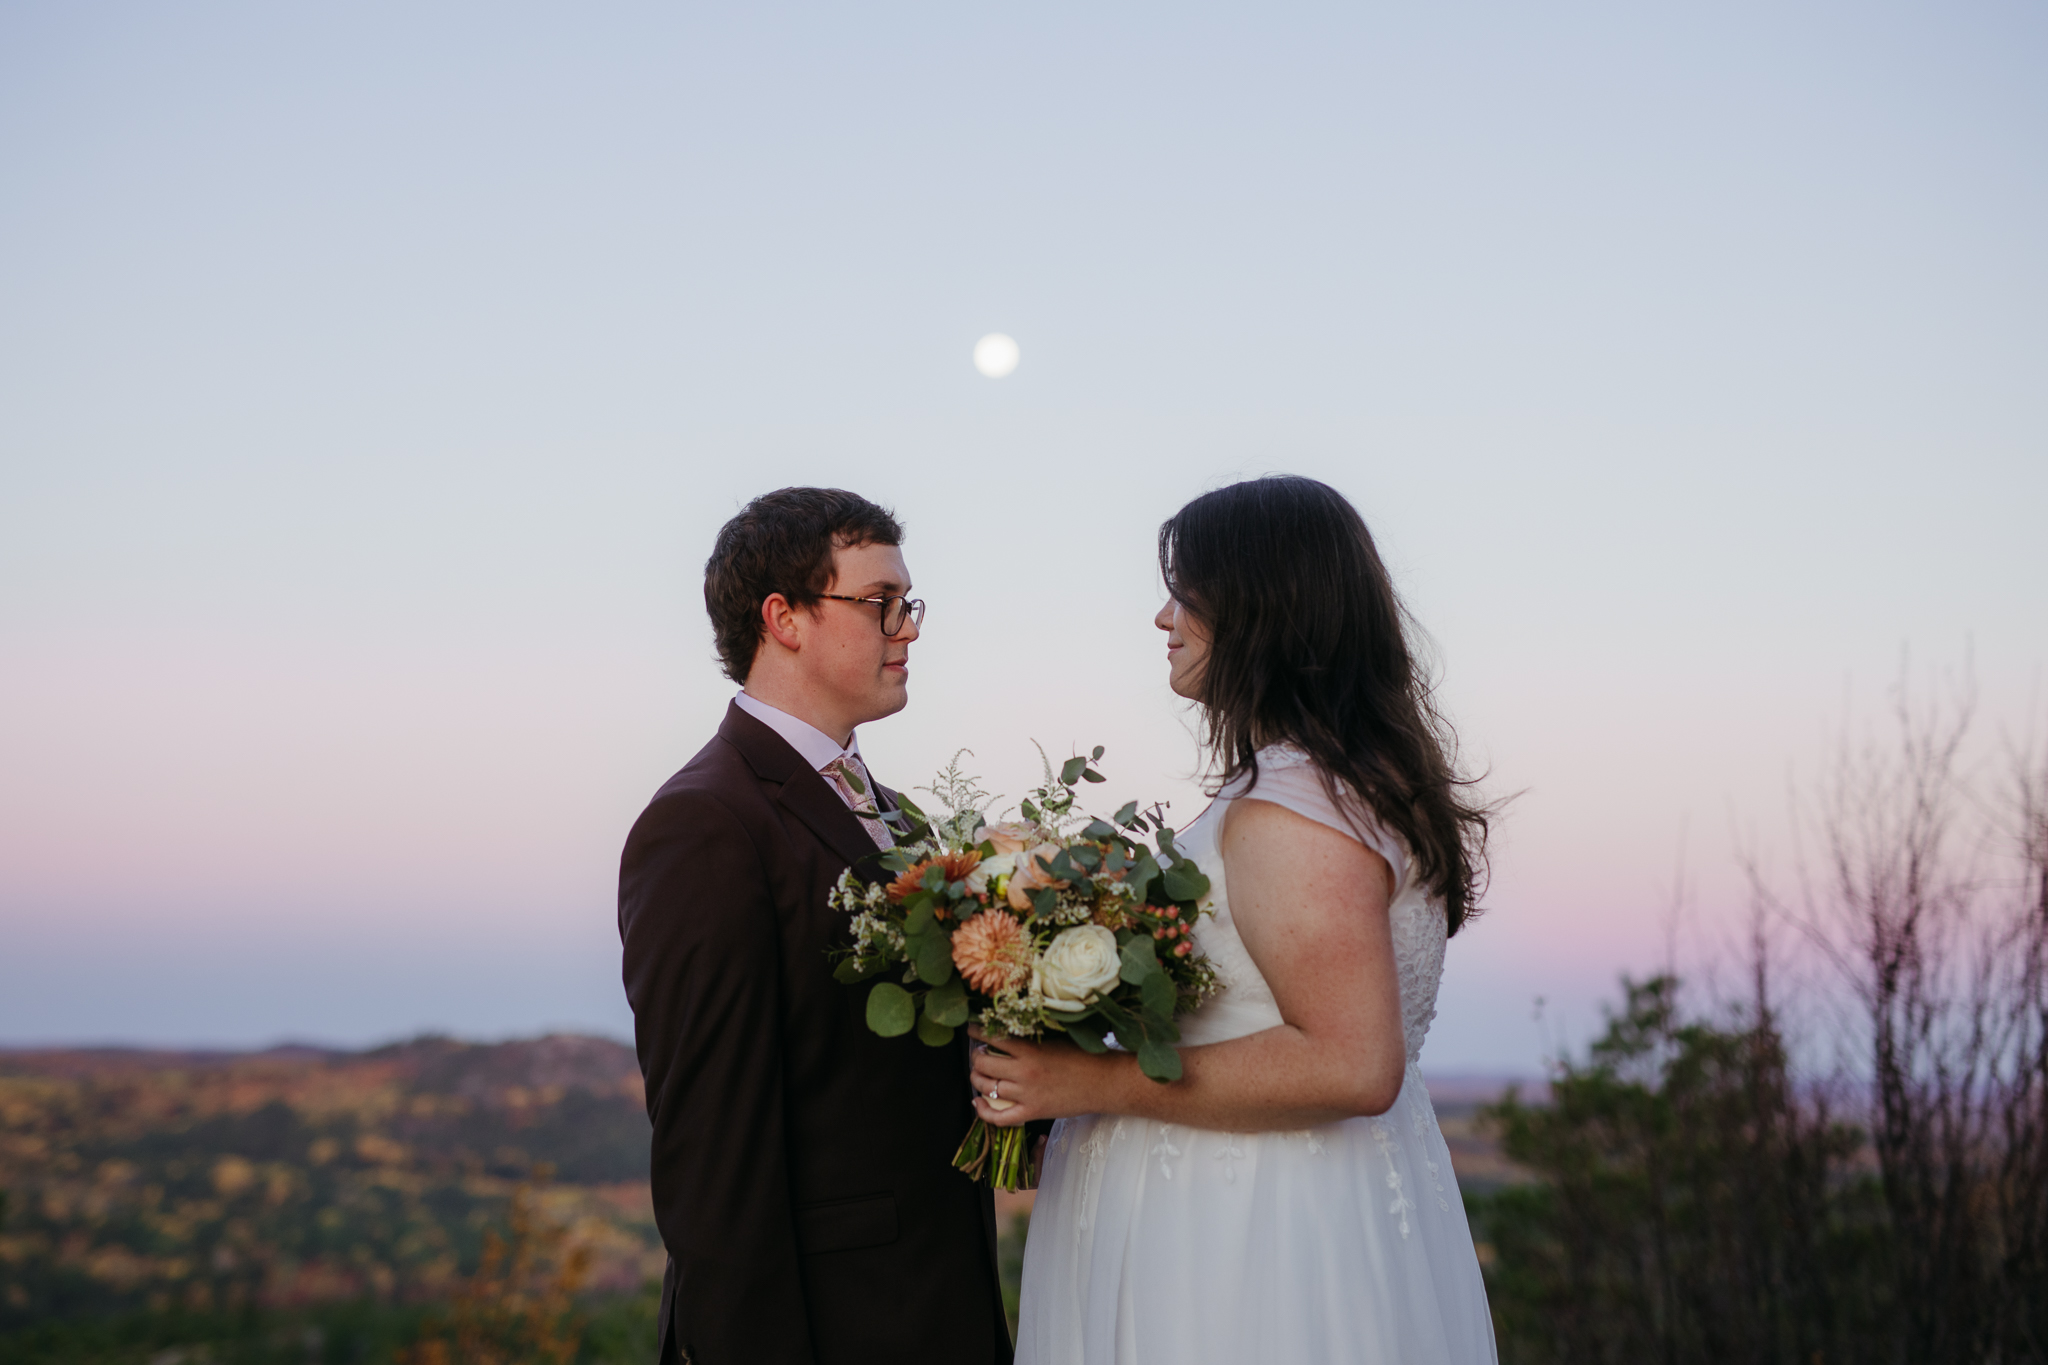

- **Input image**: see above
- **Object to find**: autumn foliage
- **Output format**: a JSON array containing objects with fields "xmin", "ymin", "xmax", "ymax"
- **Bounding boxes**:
[{"xmin": 401, "ymin": 1171, "xmax": 594, "ymax": 1365}]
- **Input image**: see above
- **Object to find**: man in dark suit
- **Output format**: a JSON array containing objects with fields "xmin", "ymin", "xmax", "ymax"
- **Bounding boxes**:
[{"xmin": 619, "ymin": 488, "xmax": 1011, "ymax": 1365}]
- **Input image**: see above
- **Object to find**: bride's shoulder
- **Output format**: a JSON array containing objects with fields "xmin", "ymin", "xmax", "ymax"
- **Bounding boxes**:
[
  {"xmin": 1235, "ymin": 746, "xmax": 1412, "ymax": 889},
  {"xmin": 1229, "ymin": 745, "xmax": 1352, "ymax": 828}
]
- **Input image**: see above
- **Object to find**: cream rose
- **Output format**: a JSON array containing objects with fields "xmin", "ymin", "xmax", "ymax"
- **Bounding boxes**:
[
  {"xmin": 974, "ymin": 821, "xmax": 1038, "ymax": 856},
  {"xmin": 1034, "ymin": 925, "xmax": 1123, "ymax": 1009},
  {"xmin": 1007, "ymin": 842, "xmax": 1070, "ymax": 911},
  {"xmin": 965, "ymin": 851, "xmax": 1015, "ymax": 896}
]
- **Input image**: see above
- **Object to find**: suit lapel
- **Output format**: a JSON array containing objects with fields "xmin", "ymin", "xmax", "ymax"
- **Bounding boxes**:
[
  {"xmin": 777, "ymin": 768, "xmax": 890, "ymax": 872},
  {"xmin": 718, "ymin": 702, "xmax": 894, "ymax": 873}
]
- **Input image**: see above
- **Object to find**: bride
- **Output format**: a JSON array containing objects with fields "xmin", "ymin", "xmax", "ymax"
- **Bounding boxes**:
[{"xmin": 969, "ymin": 476, "xmax": 1500, "ymax": 1364}]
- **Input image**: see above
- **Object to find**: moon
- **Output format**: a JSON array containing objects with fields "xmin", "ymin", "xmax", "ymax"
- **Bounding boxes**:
[{"xmin": 973, "ymin": 333, "xmax": 1020, "ymax": 379}]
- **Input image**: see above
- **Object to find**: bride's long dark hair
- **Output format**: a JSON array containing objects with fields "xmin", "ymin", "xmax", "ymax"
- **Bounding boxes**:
[{"xmin": 1159, "ymin": 476, "xmax": 1493, "ymax": 935}]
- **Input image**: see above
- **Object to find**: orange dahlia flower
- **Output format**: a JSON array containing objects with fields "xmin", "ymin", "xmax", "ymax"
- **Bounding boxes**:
[
  {"xmin": 887, "ymin": 852, "xmax": 989, "ymax": 911},
  {"xmin": 950, "ymin": 910, "xmax": 1032, "ymax": 996}
]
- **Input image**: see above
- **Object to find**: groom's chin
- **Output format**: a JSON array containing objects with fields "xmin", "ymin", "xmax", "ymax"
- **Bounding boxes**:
[{"xmin": 870, "ymin": 676, "xmax": 911, "ymax": 718}]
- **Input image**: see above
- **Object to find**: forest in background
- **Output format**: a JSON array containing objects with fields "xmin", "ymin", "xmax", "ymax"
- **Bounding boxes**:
[
  {"xmin": 1470, "ymin": 693, "xmax": 2048, "ymax": 1364},
  {"xmin": 0, "ymin": 1035, "xmax": 665, "ymax": 1362},
  {"xmin": 0, "ymin": 1031, "xmax": 1522, "ymax": 1363}
]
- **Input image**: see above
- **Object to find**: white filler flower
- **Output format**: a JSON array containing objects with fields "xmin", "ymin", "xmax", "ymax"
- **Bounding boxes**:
[{"xmin": 1035, "ymin": 925, "xmax": 1123, "ymax": 1009}]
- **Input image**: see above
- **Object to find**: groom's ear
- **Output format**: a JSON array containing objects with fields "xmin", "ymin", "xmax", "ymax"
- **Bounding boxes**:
[{"xmin": 759, "ymin": 592, "xmax": 807, "ymax": 654}]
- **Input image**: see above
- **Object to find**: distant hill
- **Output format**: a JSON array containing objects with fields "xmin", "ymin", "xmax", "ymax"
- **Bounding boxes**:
[
  {"xmin": 0, "ymin": 1037, "xmax": 1531, "ymax": 1332},
  {"xmin": 0, "ymin": 1034, "xmax": 662, "ymax": 1329}
]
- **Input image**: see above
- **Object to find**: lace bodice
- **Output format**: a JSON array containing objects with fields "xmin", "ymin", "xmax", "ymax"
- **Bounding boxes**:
[{"xmin": 1173, "ymin": 745, "xmax": 1446, "ymax": 1065}]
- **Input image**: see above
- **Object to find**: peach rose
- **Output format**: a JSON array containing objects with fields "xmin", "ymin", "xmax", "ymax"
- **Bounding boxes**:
[
  {"xmin": 1007, "ymin": 842, "xmax": 1070, "ymax": 911},
  {"xmin": 974, "ymin": 821, "xmax": 1037, "ymax": 856}
]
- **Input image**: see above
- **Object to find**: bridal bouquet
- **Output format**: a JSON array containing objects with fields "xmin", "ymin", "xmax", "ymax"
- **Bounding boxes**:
[{"xmin": 829, "ymin": 747, "xmax": 1221, "ymax": 1190}]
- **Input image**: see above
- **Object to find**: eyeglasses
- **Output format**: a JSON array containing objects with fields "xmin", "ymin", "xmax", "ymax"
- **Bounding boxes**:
[{"xmin": 817, "ymin": 593, "xmax": 926, "ymax": 637}]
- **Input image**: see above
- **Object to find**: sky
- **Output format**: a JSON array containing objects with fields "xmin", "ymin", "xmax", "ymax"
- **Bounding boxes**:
[{"xmin": 2, "ymin": 1, "xmax": 2043, "ymax": 1073}]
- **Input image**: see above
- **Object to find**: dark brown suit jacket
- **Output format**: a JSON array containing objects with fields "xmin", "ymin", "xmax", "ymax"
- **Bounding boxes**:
[{"xmin": 619, "ymin": 701, "xmax": 1011, "ymax": 1365}]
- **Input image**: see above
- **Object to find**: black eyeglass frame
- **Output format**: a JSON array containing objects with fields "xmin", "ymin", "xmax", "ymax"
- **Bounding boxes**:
[{"xmin": 816, "ymin": 593, "xmax": 926, "ymax": 637}]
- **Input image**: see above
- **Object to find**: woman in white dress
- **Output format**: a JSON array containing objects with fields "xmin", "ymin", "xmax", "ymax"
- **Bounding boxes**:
[{"xmin": 969, "ymin": 476, "xmax": 1499, "ymax": 1364}]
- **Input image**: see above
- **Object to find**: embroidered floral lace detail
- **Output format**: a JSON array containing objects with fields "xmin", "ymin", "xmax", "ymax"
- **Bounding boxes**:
[
  {"xmin": 1214, "ymin": 1133, "xmax": 1247, "ymax": 1184},
  {"xmin": 1078, "ymin": 1123, "xmax": 1105, "ymax": 1173},
  {"xmin": 1367, "ymin": 1117, "xmax": 1414, "ymax": 1238},
  {"xmin": 1408, "ymin": 1091, "xmax": 1452, "ymax": 1212},
  {"xmin": 1073, "ymin": 1118, "xmax": 1115, "ymax": 1240},
  {"xmin": 1150, "ymin": 1124, "xmax": 1182, "ymax": 1179},
  {"xmin": 1287, "ymin": 1128, "xmax": 1326, "ymax": 1155}
]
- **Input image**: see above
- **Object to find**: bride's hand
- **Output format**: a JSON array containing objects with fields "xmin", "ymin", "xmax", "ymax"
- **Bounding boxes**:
[{"xmin": 968, "ymin": 1024, "xmax": 1123, "ymax": 1127}]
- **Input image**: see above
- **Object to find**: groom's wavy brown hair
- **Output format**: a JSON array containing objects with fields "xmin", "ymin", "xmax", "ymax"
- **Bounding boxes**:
[
  {"xmin": 705, "ymin": 487, "xmax": 903, "ymax": 683},
  {"xmin": 1159, "ymin": 476, "xmax": 1494, "ymax": 935}
]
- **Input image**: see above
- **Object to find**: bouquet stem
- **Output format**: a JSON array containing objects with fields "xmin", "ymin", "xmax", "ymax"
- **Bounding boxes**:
[{"xmin": 952, "ymin": 1118, "xmax": 1037, "ymax": 1192}]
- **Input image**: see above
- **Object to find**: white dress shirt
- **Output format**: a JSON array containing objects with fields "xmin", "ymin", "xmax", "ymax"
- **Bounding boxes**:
[{"xmin": 733, "ymin": 690, "xmax": 866, "ymax": 775}]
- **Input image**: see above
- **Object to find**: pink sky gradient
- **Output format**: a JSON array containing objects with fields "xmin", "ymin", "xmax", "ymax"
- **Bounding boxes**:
[{"xmin": 3, "ymin": 2, "xmax": 2044, "ymax": 1071}]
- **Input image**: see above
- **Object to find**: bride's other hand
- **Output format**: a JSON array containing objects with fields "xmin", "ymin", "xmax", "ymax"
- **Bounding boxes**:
[{"xmin": 967, "ymin": 1025, "xmax": 1118, "ymax": 1127}]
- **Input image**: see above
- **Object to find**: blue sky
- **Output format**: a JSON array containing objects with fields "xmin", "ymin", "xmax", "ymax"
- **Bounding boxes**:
[{"xmin": 2, "ymin": 2, "xmax": 2043, "ymax": 1071}]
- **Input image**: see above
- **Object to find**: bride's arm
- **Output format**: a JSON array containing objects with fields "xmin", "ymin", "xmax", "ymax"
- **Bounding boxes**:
[{"xmin": 969, "ymin": 797, "xmax": 1408, "ymax": 1132}]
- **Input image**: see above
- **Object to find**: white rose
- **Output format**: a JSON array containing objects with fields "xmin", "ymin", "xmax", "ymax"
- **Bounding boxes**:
[
  {"xmin": 966, "ymin": 851, "xmax": 1016, "ymax": 895},
  {"xmin": 1034, "ymin": 925, "xmax": 1123, "ymax": 1009}
]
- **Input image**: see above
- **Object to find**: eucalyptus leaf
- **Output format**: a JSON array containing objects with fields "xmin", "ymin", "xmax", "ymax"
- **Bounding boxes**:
[
  {"xmin": 1031, "ymin": 888, "xmax": 1059, "ymax": 918},
  {"xmin": 894, "ymin": 792, "xmax": 928, "ymax": 823},
  {"xmin": 1069, "ymin": 844, "xmax": 1101, "ymax": 870},
  {"xmin": 1156, "ymin": 826, "xmax": 1178, "ymax": 857},
  {"xmin": 1137, "ymin": 1037, "xmax": 1184, "ymax": 1082},
  {"xmin": 1142, "ymin": 968, "xmax": 1177, "ymax": 1017},
  {"xmin": 1119, "ymin": 935, "xmax": 1158, "ymax": 985},
  {"xmin": 1126, "ymin": 852, "xmax": 1161, "ymax": 902},
  {"xmin": 925, "ymin": 977, "xmax": 969, "ymax": 1028},
  {"xmin": 914, "ymin": 932, "xmax": 954, "ymax": 987},
  {"xmin": 1060, "ymin": 756, "xmax": 1089, "ymax": 785},
  {"xmin": 1145, "ymin": 1010, "xmax": 1182, "ymax": 1043},
  {"xmin": 1083, "ymin": 819, "xmax": 1117, "ymax": 841},
  {"xmin": 917, "ymin": 1016, "xmax": 955, "ymax": 1048},
  {"xmin": 1091, "ymin": 745, "xmax": 1105, "ymax": 760},
  {"xmin": 904, "ymin": 902, "xmax": 935, "ymax": 935},
  {"xmin": 1161, "ymin": 864, "xmax": 1211, "ymax": 903},
  {"xmin": 866, "ymin": 983, "xmax": 916, "ymax": 1037},
  {"xmin": 1082, "ymin": 768, "xmax": 1106, "ymax": 783},
  {"xmin": 1065, "ymin": 1017, "xmax": 1109, "ymax": 1053},
  {"xmin": 833, "ymin": 957, "xmax": 882, "ymax": 985},
  {"xmin": 1113, "ymin": 801, "xmax": 1139, "ymax": 827},
  {"xmin": 1095, "ymin": 996, "xmax": 1136, "ymax": 1037},
  {"xmin": 878, "ymin": 851, "xmax": 913, "ymax": 873}
]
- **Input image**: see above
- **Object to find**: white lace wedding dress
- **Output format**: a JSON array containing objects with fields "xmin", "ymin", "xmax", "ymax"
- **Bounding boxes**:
[{"xmin": 1014, "ymin": 746, "xmax": 1498, "ymax": 1364}]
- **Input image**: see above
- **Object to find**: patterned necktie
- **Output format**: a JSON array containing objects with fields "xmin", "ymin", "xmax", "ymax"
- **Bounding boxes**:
[{"xmin": 820, "ymin": 756, "xmax": 894, "ymax": 851}]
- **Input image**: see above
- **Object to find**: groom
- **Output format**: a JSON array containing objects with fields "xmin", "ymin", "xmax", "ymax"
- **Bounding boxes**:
[{"xmin": 619, "ymin": 488, "xmax": 1011, "ymax": 1365}]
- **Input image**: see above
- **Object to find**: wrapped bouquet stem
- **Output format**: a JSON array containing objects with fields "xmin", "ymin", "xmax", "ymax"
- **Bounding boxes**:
[{"xmin": 830, "ymin": 747, "xmax": 1220, "ymax": 1191}]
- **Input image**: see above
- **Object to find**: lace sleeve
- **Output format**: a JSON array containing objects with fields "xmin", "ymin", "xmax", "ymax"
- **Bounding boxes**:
[{"xmin": 1237, "ymin": 748, "xmax": 1411, "ymax": 898}]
